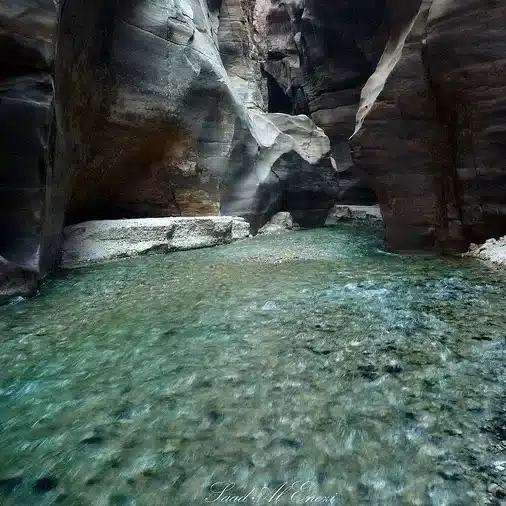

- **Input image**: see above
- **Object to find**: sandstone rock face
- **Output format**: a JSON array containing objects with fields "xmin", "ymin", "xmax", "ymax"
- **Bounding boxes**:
[
  {"xmin": 255, "ymin": 0, "xmax": 388, "ymax": 203},
  {"xmin": 61, "ymin": 216, "xmax": 250, "ymax": 268},
  {"xmin": 351, "ymin": 0, "xmax": 436, "ymax": 252},
  {"xmin": 56, "ymin": 0, "xmax": 227, "ymax": 223},
  {"xmin": 0, "ymin": 0, "xmax": 59, "ymax": 303},
  {"xmin": 1, "ymin": 0, "xmax": 340, "ymax": 301},
  {"xmin": 3, "ymin": 0, "xmax": 506, "ymax": 301},
  {"xmin": 425, "ymin": 0, "xmax": 506, "ymax": 247},
  {"xmin": 351, "ymin": 0, "xmax": 506, "ymax": 253},
  {"xmin": 220, "ymin": 111, "xmax": 339, "ymax": 229},
  {"xmin": 56, "ymin": 0, "xmax": 338, "ymax": 227}
]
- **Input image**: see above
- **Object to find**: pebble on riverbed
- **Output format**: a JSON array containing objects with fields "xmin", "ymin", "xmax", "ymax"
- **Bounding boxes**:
[
  {"xmin": 384, "ymin": 360, "xmax": 403, "ymax": 374},
  {"xmin": 33, "ymin": 476, "xmax": 58, "ymax": 493},
  {"xmin": 488, "ymin": 483, "xmax": 506, "ymax": 499}
]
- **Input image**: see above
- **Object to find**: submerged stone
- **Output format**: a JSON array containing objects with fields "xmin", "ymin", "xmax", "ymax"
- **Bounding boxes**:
[
  {"xmin": 33, "ymin": 477, "xmax": 58, "ymax": 493},
  {"xmin": 0, "ymin": 224, "xmax": 505, "ymax": 505}
]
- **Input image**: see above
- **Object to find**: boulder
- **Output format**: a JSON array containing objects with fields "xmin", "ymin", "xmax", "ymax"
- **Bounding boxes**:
[
  {"xmin": 258, "ymin": 212, "xmax": 295, "ymax": 234},
  {"xmin": 466, "ymin": 237, "xmax": 506, "ymax": 269},
  {"xmin": 61, "ymin": 217, "xmax": 250, "ymax": 268}
]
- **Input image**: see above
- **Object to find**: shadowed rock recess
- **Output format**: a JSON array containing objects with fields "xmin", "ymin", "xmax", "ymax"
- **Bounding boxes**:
[{"xmin": 1, "ymin": 0, "xmax": 506, "ymax": 300}]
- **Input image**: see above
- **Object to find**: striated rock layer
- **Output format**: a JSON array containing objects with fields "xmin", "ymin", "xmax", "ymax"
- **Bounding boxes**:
[
  {"xmin": 0, "ymin": 0, "xmax": 60, "ymax": 303},
  {"xmin": 351, "ymin": 0, "xmax": 506, "ymax": 253},
  {"xmin": 2, "ymin": 0, "xmax": 506, "ymax": 300}
]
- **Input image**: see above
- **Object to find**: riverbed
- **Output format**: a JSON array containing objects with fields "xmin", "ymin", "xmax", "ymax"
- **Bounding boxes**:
[{"xmin": 1, "ymin": 223, "xmax": 505, "ymax": 506}]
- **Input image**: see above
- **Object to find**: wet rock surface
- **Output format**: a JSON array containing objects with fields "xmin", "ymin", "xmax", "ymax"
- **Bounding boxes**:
[
  {"xmin": 1, "ymin": 224, "xmax": 506, "ymax": 505},
  {"xmin": 466, "ymin": 236, "xmax": 506, "ymax": 270},
  {"xmin": 325, "ymin": 205, "xmax": 383, "ymax": 225},
  {"xmin": 258, "ymin": 212, "xmax": 295, "ymax": 235}
]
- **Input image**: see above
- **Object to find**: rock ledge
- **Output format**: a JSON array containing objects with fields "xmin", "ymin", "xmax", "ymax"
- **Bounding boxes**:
[
  {"xmin": 325, "ymin": 205, "xmax": 383, "ymax": 225},
  {"xmin": 61, "ymin": 217, "xmax": 250, "ymax": 268}
]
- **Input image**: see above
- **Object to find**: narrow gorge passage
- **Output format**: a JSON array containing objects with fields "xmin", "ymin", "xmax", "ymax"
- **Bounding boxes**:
[{"xmin": 1, "ymin": 224, "xmax": 505, "ymax": 506}]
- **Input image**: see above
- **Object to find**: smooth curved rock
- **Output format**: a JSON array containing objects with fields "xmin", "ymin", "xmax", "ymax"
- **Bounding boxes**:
[
  {"xmin": 1, "ymin": 0, "xmax": 340, "ymax": 302},
  {"xmin": 0, "ymin": 0, "xmax": 59, "ymax": 303},
  {"xmin": 221, "ymin": 111, "xmax": 339, "ymax": 230},
  {"xmin": 55, "ymin": 0, "xmax": 338, "ymax": 228},
  {"xmin": 351, "ymin": 0, "xmax": 506, "ymax": 253},
  {"xmin": 4, "ymin": 0, "xmax": 506, "ymax": 302}
]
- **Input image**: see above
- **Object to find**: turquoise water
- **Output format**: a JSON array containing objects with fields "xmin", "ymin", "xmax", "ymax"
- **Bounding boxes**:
[{"xmin": 0, "ymin": 224, "xmax": 505, "ymax": 506}]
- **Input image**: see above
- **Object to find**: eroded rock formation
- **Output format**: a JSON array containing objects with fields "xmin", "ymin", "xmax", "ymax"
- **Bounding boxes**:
[
  {"xmin": 1, "ymin": 0, "xmax": 506, "ymax": 301},
  {"xmin": 1, "ymin": 0, "xmax": 339, "ymax": 300},
  {"xmin": 255, "ymin": 0, "xmax": 388, "ymax": 203},
  {"xmin": 56, "ymin": 0, "xmax": 337, "ymax": 226},
  {"xmin": 0, "ymin": 0, "xmax": 59, "ymax": 302},
  {"xmin": 351, "ymin": 0, "xmax": 506, "ymax": 253}
]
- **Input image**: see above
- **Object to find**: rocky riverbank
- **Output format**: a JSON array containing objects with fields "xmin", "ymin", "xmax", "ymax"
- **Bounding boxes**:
[
  {"xmin": 466, "ymin": 237, "xmax": 506, "ymax": 269},
  {"xmin": 61, "ymin": 207, "xmax": 384, "ymax": 268},
  {"xmin": 61, "ymin": 217, "xmax": 250, "ymax": 268}
]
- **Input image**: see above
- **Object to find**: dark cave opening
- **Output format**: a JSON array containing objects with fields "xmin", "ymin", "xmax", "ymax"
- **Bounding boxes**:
[
  {"xmin": 266, "ymin": 72, "xmax": 293, "ymax": 114},
  {"xmin": 343, "ymin": 185, "xmax": 379, "ymax": 205}
]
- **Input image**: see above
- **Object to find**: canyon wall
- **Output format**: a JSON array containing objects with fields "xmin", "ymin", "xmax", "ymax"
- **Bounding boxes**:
[
  {"xmin": 256, "ymin": 0, "xmax": 388, "ymax": 202},
  {"xmin": 351, "ymin": 0, "xmax": 506, "ymax": 253},
  {"xmin": 1, "ymin": 0, "xmax": 506, "ymax": 300},
  {"xmin": 0, "ymin": 1, "xmax": 61, "ymax": 301}
]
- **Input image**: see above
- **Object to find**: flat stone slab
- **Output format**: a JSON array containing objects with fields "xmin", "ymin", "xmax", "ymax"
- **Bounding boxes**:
[
  {"xmin": 325, "ymin": 205, "xmax": 383, "ymax": 225},
  {"xmin": 61, "ymin": 216, "xmax": 250, "ymax": 268}
]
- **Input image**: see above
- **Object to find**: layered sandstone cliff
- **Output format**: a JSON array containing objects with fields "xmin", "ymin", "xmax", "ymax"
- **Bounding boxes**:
[
  {"xmin": 1, "ymin": 0, "xmax": 506, "ymax": 301},
  {"xmin": 351, "ymin": 0, "xmax": 506, "ymax": 253},
  {"xmin": 0, "ymin": 1, "xmax": 60, "ymax": 301}
]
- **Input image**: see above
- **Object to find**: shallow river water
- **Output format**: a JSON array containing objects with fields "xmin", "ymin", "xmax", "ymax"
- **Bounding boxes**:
[{"xmin": 1, "ymin": 224, "xmax": 506, "ymax": 506}]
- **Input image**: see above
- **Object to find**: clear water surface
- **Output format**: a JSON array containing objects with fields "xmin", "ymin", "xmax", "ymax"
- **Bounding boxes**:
[{"xmin": 1, "ymin": 223, "xmax": 505, "ymax": 506}]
